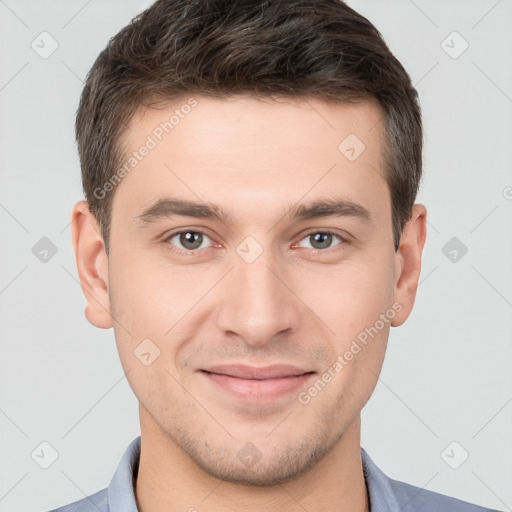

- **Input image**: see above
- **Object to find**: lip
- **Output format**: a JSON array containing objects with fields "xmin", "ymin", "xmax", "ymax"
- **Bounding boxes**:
[
  {"xmin": 199, "ymin": 364, "xmax": 316, "ymax": 401},
  {"xmin": 202, "ymin": 364, "xmax": 313, "ymax": 379}
]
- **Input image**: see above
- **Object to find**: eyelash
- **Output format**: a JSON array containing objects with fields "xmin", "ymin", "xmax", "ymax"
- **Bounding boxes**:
[{"xmin": 162, "ymin": 229, "xmax": 348, "ymax": 256}]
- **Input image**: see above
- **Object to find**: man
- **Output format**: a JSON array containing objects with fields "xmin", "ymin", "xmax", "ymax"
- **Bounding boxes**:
[{"xmin": 50, "ymin": 0, "xmax": 502, "ymax": 511}]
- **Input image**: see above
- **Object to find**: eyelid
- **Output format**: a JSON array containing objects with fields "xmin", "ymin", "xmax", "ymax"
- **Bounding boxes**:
[
  {"xmin": 163, "ymin": 228, "xmax": 217, "ymax": 255},
  {"xmin": 292, "ymin": 230, "xmax": 348, "ymax": 251},
  {"xmin": 163, "ymin": 227, "xmax": 350, "ymax": 256}
]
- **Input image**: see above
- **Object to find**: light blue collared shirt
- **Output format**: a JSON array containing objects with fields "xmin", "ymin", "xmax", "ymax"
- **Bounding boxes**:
[{"xmin": 48, "ymin": 436, "xmax": 502, "ymax": 512}]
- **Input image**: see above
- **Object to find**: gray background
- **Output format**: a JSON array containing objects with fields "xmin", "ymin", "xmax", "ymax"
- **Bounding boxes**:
[{"xmin": 0, "ymin": 0, "xmax": 511, "ymax": 511}]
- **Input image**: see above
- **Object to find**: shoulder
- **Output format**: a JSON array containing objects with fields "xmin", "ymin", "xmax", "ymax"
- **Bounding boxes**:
[
  {"xmin": 46, "ymin": 487, "xmax": 108, "ymax": 512},
  {"xmin": 388, "ymin": 477, "xmax": 502, "ymax": 512},
  {"xmin": 361, "ymin": 447, "xmax": 503, "ymax": 512}
]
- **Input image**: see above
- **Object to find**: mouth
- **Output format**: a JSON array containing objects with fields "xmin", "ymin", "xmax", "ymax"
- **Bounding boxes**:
[{"xmin": 199, "ymin": 364, "xmax": 316, "ymax": 402}]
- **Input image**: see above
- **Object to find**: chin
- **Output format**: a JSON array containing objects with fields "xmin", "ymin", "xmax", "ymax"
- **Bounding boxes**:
[{"xmin": 168, "ymin": 420, "xmax": 342, "ymax": 486}]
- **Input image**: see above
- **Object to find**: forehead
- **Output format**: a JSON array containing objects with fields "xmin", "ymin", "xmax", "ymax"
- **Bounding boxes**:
[{"xmin": 112, "ymin": 95, "xmax": 388, "ymax": 226}]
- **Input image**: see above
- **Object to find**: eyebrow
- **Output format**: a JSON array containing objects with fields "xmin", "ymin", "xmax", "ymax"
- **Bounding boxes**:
[{"xmin": 134, "ymin": 196, "xmax": 372, "ymax": 227}]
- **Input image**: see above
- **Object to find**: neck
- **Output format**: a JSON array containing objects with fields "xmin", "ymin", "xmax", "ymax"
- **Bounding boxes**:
[{"xmin": 135, "ymin": 407, "xmax": 369, "ymax": 512}]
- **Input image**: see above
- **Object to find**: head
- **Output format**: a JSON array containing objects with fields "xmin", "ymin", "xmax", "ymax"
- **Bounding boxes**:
[{"xmin": 72, "ymin": 0, "xmax": 426, "ymax": 485}]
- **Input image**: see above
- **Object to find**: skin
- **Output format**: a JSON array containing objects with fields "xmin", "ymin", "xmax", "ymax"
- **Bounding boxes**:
[{"xmin": 71, "ymin": 95, "xmax": 427, "ymax": 512}]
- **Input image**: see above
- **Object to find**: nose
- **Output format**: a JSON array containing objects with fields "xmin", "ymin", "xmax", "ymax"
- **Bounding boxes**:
[{"xmin": 214, "ymin": 244, "xmax": 302, "ymax": 347}]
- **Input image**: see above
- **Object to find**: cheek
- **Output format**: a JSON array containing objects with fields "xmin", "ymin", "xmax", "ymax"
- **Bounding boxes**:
[
  {"xmin": 107, "ymin": 258, "xmax": 181, "ymax": 404},
  {"xmin": 108, "ymin": 252, "xmax": 210, "ymax": 375},
  {"xmin": 109, "ymin": 250, "xmax": 191, "ymax": 329},
  {"xmin": 296, "ymin": 256, "xmax": 395, "ymax": 334},
  {"xmin": 297, "ymin": 257, "xmax": 394, "ymax": 396}
]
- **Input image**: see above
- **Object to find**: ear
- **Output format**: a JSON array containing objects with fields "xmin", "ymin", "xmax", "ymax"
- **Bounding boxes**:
[
  {"xmin": 391, "ymin": 204, "xmax": 427, "ymax": 327},
  {"xmin": 71, "ymin": 200, "xmax": 113, "ymax": 329}
]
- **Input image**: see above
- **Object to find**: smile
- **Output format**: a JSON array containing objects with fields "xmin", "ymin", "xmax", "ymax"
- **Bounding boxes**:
[{"xmin": 199, "ymin": 364, "xmax": 316, "ymax": 402}]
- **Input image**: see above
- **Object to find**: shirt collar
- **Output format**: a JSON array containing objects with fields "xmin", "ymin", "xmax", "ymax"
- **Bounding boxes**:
[
  {"xmin": 107, "ymin": 436, "xmax": 140, "ymax": 512},
  {"xmin": 108, "ymin": 436, "xmax": 400, "ymax": 512},
  {"xmin": 361, "ymin": 446, "xmax": 401, "ymax": 512}
]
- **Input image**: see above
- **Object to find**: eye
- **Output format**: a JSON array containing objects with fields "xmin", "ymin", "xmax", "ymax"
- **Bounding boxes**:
[
  {"xmin": 295, "ymin": 231, "xmax": 345, "ymax": 251},
  {"xmin": 163, "ymin": 229, "xmax": 347, "ymax": 256},
  {"xmin": 165, "ymin": 230, "xmax": 214, "ymax": 253}
]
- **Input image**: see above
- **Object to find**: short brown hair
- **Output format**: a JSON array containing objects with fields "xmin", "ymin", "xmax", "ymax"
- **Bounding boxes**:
[{"xmin": 76, "ymin": 0, "xmax": 422, "ymax": 254}]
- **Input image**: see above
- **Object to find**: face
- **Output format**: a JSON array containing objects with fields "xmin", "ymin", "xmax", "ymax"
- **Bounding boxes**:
[{"xmin": 72, "ymin": 95, "xmax": 426, "ymax": 485}]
